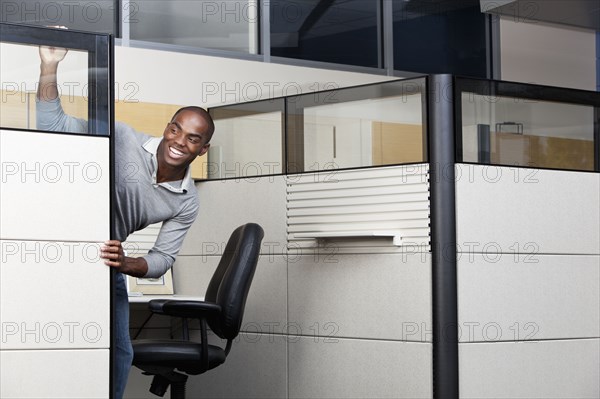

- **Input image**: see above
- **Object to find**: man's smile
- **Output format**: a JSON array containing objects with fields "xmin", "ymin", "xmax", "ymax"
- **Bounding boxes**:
[{"xmin": 168, "ymin": 146, "xmax": 186, "ymax": 158}]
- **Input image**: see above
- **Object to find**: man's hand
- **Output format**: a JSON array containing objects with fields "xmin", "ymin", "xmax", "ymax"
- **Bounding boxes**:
[
  {"xmin": 101, "ymin": 240, "xmax": 149, "ymax": 278},
  {"xmin": 39, "ymin": 46, "xmax": 68, "ymax": 66},
  {"xmin": 37, "ymin": 26, "xmax": 69, "ymax": 101},
  {"xmin": 37, "ymin": 44, "xmax": 68, "ymax": 101},
  {"xmin": 101, "ymin": 240, "xmax": 126, "ymax": 268}
]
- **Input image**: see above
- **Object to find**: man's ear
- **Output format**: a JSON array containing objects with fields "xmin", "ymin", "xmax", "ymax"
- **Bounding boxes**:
[{"xmin": 199, "ymin": 143, "xmax": 210, "ymax": 157}]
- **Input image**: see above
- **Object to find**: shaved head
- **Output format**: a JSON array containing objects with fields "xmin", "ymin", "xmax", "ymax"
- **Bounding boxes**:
[{"xmin": 171, "ymin": 106, "xmax": 215, "ymax": 141}]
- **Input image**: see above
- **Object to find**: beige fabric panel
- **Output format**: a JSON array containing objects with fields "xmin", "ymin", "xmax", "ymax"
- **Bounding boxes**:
[{"xmin": 372, "ymin": 122, "xmax": 424, "ymax": 165}]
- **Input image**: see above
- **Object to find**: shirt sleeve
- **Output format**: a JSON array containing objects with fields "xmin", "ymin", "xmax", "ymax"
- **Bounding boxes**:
[
  {"xmin": 142, "ymin": 197, "xmax": 200, "ymax": 278},
  {"xmin": 36, "ymin": 97, "xmax": 87, "ymax": 134}
]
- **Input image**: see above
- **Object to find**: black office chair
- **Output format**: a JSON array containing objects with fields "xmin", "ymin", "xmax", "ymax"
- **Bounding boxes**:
[{"xmin": 132, "ymin": 223, "xmax": 264, "ymax": 398}]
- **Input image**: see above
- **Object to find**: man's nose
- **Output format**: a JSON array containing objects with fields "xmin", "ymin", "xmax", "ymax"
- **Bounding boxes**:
[{"xmin": 174, "ymin": 134, "xmax": 186, "ymax": 146}]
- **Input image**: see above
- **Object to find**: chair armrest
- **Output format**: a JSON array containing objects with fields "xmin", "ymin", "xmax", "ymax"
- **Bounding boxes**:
[
  {"xmin": 148, "ymin": 299, "xmax": 222, "ymax": 319},
  {"xmin": 147, "ymin": 299, "xmax": 170, "ymax": 314}
]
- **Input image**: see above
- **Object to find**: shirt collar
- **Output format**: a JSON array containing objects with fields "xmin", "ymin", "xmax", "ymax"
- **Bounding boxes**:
[{"xmin": 142, "ymin": 137, "xmax": 194, "ymax": 194}]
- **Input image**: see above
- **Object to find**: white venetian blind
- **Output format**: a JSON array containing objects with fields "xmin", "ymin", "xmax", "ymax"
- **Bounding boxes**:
[
  {"xmin": 287, "ymin": 164, "xmax": 431, "ymax": 253},
  {"xmin": 123, "ymin": 223, "xmax": 162, "ymax": 256}
]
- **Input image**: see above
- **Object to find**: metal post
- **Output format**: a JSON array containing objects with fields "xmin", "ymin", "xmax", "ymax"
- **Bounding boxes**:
[{"xmin": 428, "ymin": 74, "xmax": 459, "ymax": 399}]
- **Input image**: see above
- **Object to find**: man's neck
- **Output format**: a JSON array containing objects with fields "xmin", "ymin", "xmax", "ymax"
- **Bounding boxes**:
[
  {"xmin": 156, "ymin": 165, "xmax": 186, "ymax": 184},
  {"xmin": 156, "ymin": 142, "xmax": 187, "ymax": 183}
]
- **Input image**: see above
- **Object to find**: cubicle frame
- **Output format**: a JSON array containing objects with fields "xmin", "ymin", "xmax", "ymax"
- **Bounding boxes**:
[
  {"xmin": 454, "ymin": 76, "xmax": 600, "ymax": 172},
  {"xmin": 208, "ymin": 77, "xmax": 429, "ymax": 180},
  {"xmin": 205, "ymin": 74, "xmax": 600, "ymax": 399},
  {"xmin": 208, "ymin": 97, "xmax": 286, "ymax": 178},
  {"xmin": 0, "ymin": 23, "xmax": 112, "ymax": 135},
  {"xmin": 0, "ymin": 22, "xmax": 115, "ymax": 398},
  {"xmin": 285, "ymin": 78, "xmax": 428, "ymax": 174},
  {"xmin": 209, "ymin": 74, "xmax": 600, "ymax": 179}
]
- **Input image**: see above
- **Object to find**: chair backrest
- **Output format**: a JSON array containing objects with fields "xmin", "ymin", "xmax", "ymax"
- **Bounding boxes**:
[{"xmin": 204, "ymin": 223, "xmax": 264, "ymax": 340}]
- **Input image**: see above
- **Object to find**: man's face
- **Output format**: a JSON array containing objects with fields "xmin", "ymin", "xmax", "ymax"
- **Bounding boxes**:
[{"xmin": 160, "ymin": 110, "xmax": 211, "ymax": 169}]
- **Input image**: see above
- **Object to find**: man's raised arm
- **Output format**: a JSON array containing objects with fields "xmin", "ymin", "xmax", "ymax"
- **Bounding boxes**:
[
  {"xmin": 36, "ymin": 46, "xmax": 87, "ymax": 133},
  {"xmin": 37, "ymin": 46, "xmax": 67, "ymax": 101}
]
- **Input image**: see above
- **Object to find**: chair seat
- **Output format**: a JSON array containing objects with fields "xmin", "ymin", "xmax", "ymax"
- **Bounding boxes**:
[{"xmin": 133, "ymin": 340, "xmax": 226, "ymax": 375}]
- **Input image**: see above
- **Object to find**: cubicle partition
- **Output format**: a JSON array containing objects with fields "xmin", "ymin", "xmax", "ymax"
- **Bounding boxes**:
[
  {"xmin": 453, "ymin": 77, "xmax": 600, "ymax": 398},
  {"xmin": 137, "ymin": 78, "xmax": 436, "ymax": 399},
  {"xmin": 0, "ymin": 24, "xmax": 113, "ymax": 398},
  {"xmin": 124, "ymin": 75, "xmax": 599, "ymax": 399}
]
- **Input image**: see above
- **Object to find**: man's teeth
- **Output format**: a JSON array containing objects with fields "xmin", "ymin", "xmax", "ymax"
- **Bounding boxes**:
[{"xmin": 170, "ymin": 147, "xmax": 184, "ymax": 156}]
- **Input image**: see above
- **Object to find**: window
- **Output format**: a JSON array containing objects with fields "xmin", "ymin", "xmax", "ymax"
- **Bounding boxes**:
[
  {"xmin": 270, "ymin": 0, "xmax": 380, "ymax": 68},
  {"xmin": 392, "ymin": 0, "xmax": 488, "ymax": 77},
  {"xmin": 457, "ymin": 78, "xmax": 599, "ymax": 171},
  {"xmin": 287, "ymin": 78, "xmax": 427, "ymax": 173},
  {"xmin": 129, "ymin": 0, "xmax": 259, "ymax": 53},
  {"xmin": 208, "ymin": 99, "xmax": 284, "ymax": 179}
]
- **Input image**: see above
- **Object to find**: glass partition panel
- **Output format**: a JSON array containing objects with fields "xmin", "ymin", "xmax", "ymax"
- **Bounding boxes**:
[
  {"xmin": 1, "ymin": 42, "xmax": 88, "ymax": 129},
  {"xmin": 270, "ymin": 0, "xmax": 380, "ymax": 68},
  {"xmin": 0, "ymin": 0, "xmax": 116, "ymax": 34},
  {"xmin": 287, "ymin": 78, "xmax": 427, "ymax": 173},
  {"xmin": 1, "ymin": 24, "xmax": 111, "ymax": 135},
  {"xmin": 457, "ymin": 78, "xmax": 600, "ymax": 171},
  {"xmin": 130, "ymin": 0, "xmax": 259, "ymax": 53},
  {"xmin": 208, "ymin": 99, "xmax": 284, "ymax": 179}
]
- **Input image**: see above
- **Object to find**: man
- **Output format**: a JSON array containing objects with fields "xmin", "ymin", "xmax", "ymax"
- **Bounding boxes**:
[{"xmin": 37, "ymin": 46, "xmax": 214, "ymax": 398}]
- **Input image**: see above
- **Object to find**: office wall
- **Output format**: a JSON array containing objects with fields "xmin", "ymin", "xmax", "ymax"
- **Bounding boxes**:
[
  {"xmin": 455, "ymin": 164, "xmax": 600, "ymax": 398},
  {"xmin": 500, "ymin": 17, "xmax": 597, "ymax": 90},
  {"xmin": 114, "ymin": 46, "xmax": 394, "ymax": 107}
]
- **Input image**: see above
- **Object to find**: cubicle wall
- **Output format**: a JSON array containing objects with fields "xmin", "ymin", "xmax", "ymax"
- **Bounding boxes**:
[
  {"xmin": 455, "ymin": 165, "xmax": 600, "ymax": 398},
  {"xmin": 0, "ymin": 130, "xmax": 111, "ymax": 398},
  {"xmin": 454, "ymin": 78, "xmax": 600, "ymax": 398},
  {"xmin": 148, "ymin": 171, "xmax": 433, "ymax": 399},
  {"xmin": 125, "ymin": 79, "xmax": 434, "ymax": 398},
  {"xmin": 124, "ymin": 76, "xmax": 599, "ymax": 398},
  {"xmin": 0, "ymin": 25, "xmax": 112, "ymax": 398}
]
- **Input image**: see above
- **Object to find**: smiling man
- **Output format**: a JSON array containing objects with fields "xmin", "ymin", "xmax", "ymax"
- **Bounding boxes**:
[{"xmin": 36, "ymin": 46, "xmax": 214, "ymax": 399}]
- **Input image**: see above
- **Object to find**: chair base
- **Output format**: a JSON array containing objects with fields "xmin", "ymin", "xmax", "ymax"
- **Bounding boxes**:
[{"xmin": 145, "ymin": 370, "xmax": 189, "ymax": 399}]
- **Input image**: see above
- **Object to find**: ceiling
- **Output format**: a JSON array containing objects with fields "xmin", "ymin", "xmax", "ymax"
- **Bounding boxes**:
[{"xmin": 480, "ymin": 0, "xmax": 600, "ymax": 30}]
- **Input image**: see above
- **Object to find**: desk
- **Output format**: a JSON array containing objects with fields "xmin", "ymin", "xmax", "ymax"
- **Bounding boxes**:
[{"xmin": 128, "ymin": 294, "xmax": 205, "ymax": 304}]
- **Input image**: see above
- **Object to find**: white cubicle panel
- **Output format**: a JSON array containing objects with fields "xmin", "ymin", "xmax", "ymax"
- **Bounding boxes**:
[
  {"xmin": 455, "ymin": 164, "xmax": 600, "ymax": 341},
  {"xmin": 0, "ymin": 240, "xmax": 109, "ymax": 350},
  {"xmin": 0, "ymin": 349, "xmax": 110, "ymax": 398},
  {"xmin": 455, "ymin": 164, "xmax": 600, "ymax": 255},
  {"xmin": 0, "ymin": 129, "xmax": 111, "ymax": 395},
  {"xmin": 0, "ymin": 129, "xmax": 110, "ymax": 242},
  {"xmin": 457, "ymin": 254, "xmax": 600, "ymax": 342},
  {"xmin": 455, "ymin": 164, "xmax": 600, "ymax": 398},
  {"xmin": 459, "ymin": 339, "xmax": 600, "ymax": 398}
]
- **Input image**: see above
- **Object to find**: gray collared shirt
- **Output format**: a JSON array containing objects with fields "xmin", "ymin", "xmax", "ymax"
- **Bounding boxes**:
[
  {"xmin": 37, "ymin": 98, "xmax": 200, "ymax": 278},
  {"xmin": 141, "ymin": 136, "xmax": 194, "ymax": 194}
]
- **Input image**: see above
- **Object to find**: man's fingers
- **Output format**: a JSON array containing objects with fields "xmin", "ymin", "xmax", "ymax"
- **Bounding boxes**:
[
  {"xmin": 103, "ymin": 260, "xmax": 122, "ymax": 268},
  {"xmin": 101, "ymin": 240, "xmax": 124, "ymax": 268},
  {"xmin": 101, "ymin": 251, "xmax": 120, "ymax": 259}
]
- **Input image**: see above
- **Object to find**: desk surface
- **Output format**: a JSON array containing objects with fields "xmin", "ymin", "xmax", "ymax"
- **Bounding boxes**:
[{"xmin": 128, "ymin": 294, "xmax": 205, "ymax": 304}]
